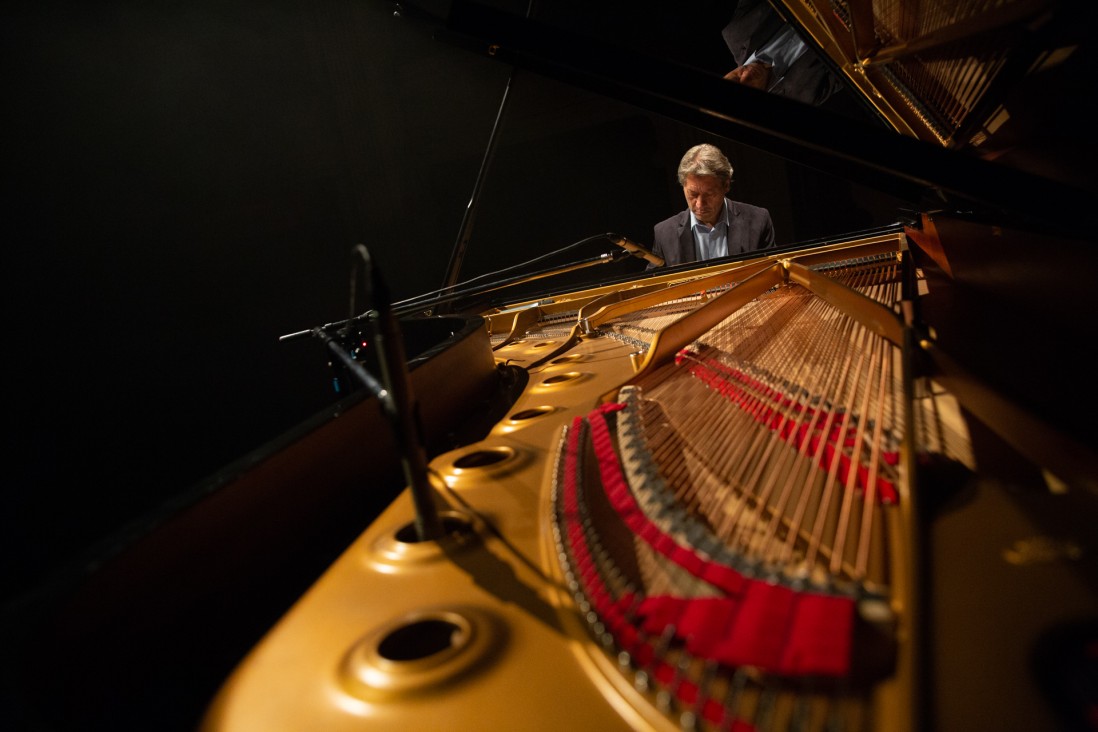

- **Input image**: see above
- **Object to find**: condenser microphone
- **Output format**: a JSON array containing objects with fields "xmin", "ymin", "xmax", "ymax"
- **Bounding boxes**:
[{"xmin": 607, "ymin": 233, "xmax": 665, "ymax": 267}]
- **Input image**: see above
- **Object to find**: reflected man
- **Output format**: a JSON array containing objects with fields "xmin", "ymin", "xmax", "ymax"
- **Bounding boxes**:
[{"xmin": 721, "ymin": 0, "xmax": 846, "ymax": 109}]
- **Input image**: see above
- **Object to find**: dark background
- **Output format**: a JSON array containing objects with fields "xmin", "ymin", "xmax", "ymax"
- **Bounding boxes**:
[{"xmin": 4, "ymin": 0, "xmax": 908, "ymax": 603}]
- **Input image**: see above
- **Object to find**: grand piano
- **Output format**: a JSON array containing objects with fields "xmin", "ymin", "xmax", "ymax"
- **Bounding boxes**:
[{"xmin": 12, "ymin": 2, "xmax": 1097, "ymax": 731}]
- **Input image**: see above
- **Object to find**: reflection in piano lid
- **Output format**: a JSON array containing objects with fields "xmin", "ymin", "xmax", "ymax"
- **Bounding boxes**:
[{"xmin": 431, "ymin": 0, "xmax": 1096, "ymax": 237}]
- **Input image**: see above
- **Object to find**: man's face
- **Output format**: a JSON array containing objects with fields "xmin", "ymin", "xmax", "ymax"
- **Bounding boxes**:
[{"xmin": 682, "ymin": 174, "xmax": 729, "ymax": 226}]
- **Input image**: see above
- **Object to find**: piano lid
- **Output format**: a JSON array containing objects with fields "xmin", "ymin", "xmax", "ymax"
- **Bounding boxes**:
[
  {"xmin": 765, "ymin": 0, "xmax": 1095, "ymax": 192},
  {"xmin": 768, "ymin": 1, "xmax": 1081, "ymax": 146},
  {"xmin": 405, "ymin": 0, "xmax": 1095, "ymax": 237}
]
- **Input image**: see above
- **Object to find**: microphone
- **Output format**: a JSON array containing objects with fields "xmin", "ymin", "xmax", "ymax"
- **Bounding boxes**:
[{"xmin": 607, "ymin": 233, "xmax": 664, "ymax": 267}]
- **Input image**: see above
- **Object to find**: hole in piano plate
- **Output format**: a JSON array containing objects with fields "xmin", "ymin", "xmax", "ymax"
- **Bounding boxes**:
[
  {"xmin": 442, "ymin": 446, "xmax": 530, "ymax": 488},
  {"xmin": 452, "ymin": 448, "xmax": 512, "ymax": 469},
  {"xmin": 508, "ymin": 406, "xmax": 555, "ymax": 421},
  {"xmin": 550, "ymin": 354, "xmax": 584, "ymax": 364},
  {"xmin": 340, "ymin": 606, "xmax": 501, "ymax": 699},
  {"xmin": 394, "ymin": 513, "xmax": 475, "ymax": 545},
  {"xmin": 367, "ymin": 510, "xmax": 481, "ymax": 568},
  {"xmin": 541, "ymin": 371, "xmax": 582, "ymax": 385},
  {"xmin": 377, "ymin": 618, "xmax": 466, "ymax": 662}
]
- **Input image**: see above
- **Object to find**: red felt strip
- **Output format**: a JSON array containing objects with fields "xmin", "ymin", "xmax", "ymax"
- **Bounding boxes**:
[
  {"xmin": 585, "ymin": 406, "xmax": 748, "ymax": 596},
  {"xmin": 778, "ymin": 592, "xmax": 855, "ymax": 677},
  {"xmin": 712, "ymin": 580, "xmax": 796, "ymax": 671}
]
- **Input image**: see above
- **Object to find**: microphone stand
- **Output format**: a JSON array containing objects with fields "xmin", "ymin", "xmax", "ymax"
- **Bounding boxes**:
[
  {"xmin": 299, "ymin": 246, "xmax": 445, "ymax": 543},
  {"xmin": 277, "ymin": 232, "xmax": 660, "ymax": 537}
]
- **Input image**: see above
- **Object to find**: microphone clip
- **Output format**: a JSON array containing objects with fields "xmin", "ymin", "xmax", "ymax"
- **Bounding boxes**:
[{"xmin": 607, "ymin": 232, "xmax": 665, "ymax": 267}]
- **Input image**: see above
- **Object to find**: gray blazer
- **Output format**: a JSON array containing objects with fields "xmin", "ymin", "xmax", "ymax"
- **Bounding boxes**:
[{"xmin": 651, "ymin": 198, "xmax": 775, "ymax": 268}]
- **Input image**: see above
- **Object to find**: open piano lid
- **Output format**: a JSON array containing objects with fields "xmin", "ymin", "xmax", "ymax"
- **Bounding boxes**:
[
  {"xmin": 767, "ymin": 0, "xmax": 1082, "ymax": 150},
  {"xmin": 429, "ymin": 0, "xmax": 1094, "ymax": 237}
]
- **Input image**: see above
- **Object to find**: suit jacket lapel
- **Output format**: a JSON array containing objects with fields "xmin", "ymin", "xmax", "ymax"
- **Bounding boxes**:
[
  {"xmin": 677, "ymin": 211, "xmax": 696, "ymax": 262},
  {"xmin": 725, "ymin": 198, "xmax": 743, "ymax": 254}
]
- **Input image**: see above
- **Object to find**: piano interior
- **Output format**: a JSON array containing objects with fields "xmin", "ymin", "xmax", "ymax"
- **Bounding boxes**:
[
  {"xmin": 11, "ymin": 2, "xmax": 1096, "ymax": 731},
  {"xmin": 195, "ymin": 208, "xmax": 1096, "ymax": 731}
]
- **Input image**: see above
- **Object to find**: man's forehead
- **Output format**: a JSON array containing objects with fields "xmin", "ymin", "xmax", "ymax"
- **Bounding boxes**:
[{"xmin": 684, "ymin": 174, "xmax": 726, "ymax": 191}]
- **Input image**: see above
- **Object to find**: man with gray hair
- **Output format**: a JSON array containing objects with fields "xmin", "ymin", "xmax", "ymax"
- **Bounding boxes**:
[{"xmin": 650, "ymin": 143, "xmax": 775, "ymax": 267}]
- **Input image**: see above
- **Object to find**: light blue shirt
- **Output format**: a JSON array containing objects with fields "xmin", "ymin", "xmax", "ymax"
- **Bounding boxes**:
[
  {"xmin": 744, "ymin": 25, "xmax": 807, "ymax": 91},
  {"xmin": 689, "ymin": 201, "xmax": 730, "ymax": 260}
]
